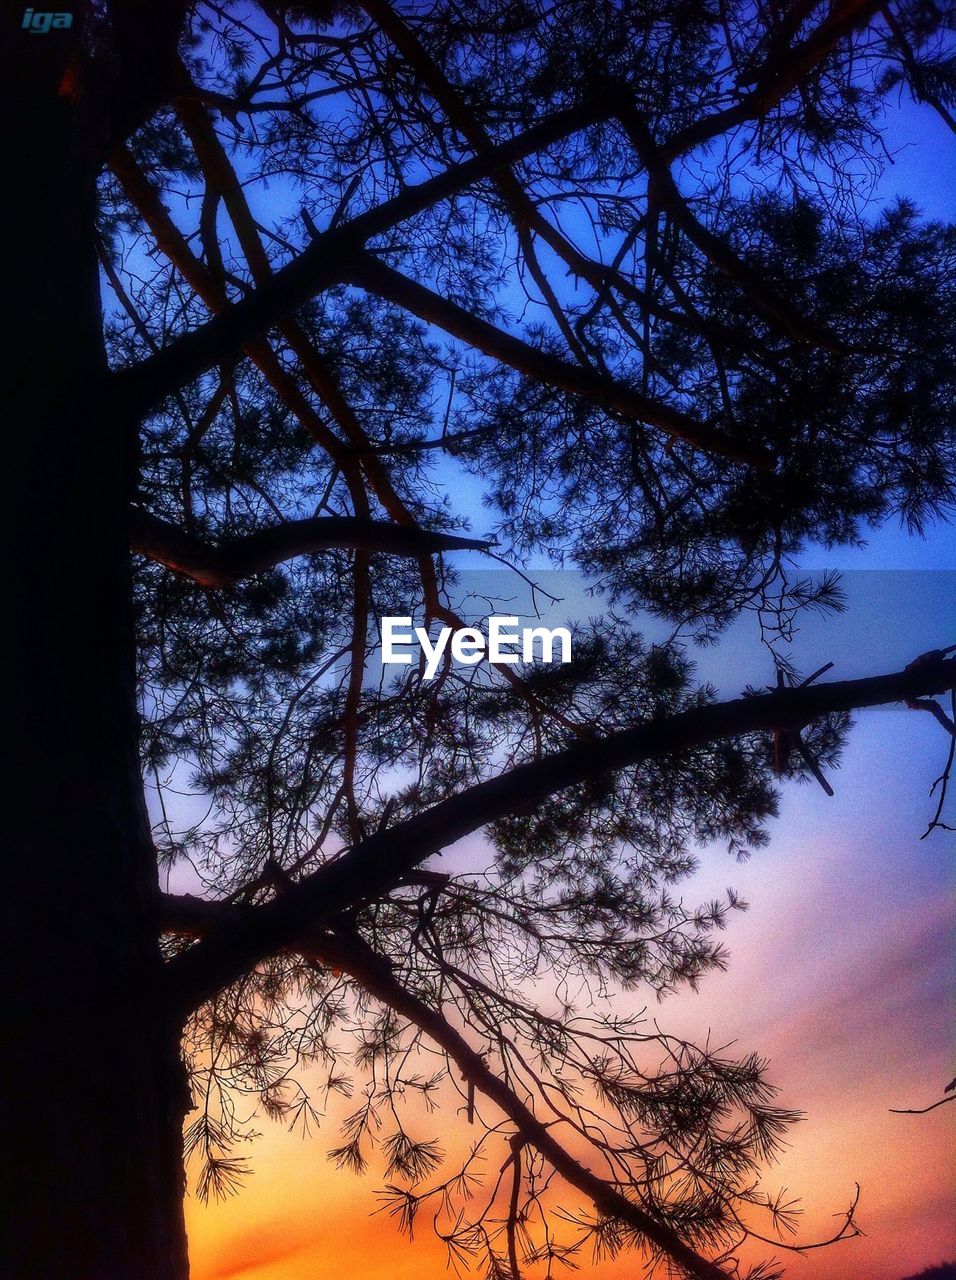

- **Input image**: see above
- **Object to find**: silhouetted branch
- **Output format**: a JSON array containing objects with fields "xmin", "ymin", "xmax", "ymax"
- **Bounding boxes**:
[
  {"xmin": 356, "ymin": 0, "xmax": 591, "ymax": 361},
  {"xmin": 740, "ymin": 1182, "xmax": 862, "ymax": 1253},
  {"xmin": 308, "ymin": 929, "xmax": 735, "ymax": 1280},
  {"xmin": 890, "ymin": 1094, "xmax": 956, "ymax": 1115},
  {"xmin": 663, "ymin": 0, "xmax": 885, "ymax": 157},
  {"xmin": 907, "ymin": 697, "xmax": 956, "ymax": 738},
  {"xmin": 159, "ymin": 893, "xmax": 734, "ymax": 1280},
  {"xmin": 112, "ymin": 99, "xmax": 611, "ymax": 415},
  {"xmin": 916, "ymin": 689, "xmax": 956, "ymax": 839},
  {"xmin": 131, "ymin": 508, "xmax": 491, "ymax": 587},
  {"xmin": 163, "ymin": 653, "xmax": 956, "ymax": 1016},
  {"xmin": 350, "ymin": 254, "xmax": 771, "ymax": 465},
  {"xmin": 111, "ymin": 146, "xmax": 357, "ymax": 468},
  {"xmin": 881, "ymin": 4, "xmax": 956, "ymax": 135},
  {"xmin": 618, "ymin": 110, "xmax": 843, "ymax": 351}
]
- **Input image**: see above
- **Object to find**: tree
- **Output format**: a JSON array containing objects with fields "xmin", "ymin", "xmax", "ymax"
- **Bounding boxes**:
[{"xmin": 3, "ymin": 2, "xmax": 954, "ymax": 1278}]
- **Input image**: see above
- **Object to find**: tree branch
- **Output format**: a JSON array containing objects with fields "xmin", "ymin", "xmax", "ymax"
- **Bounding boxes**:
[
  {"xmin": 349, "ymin": 254, "xmax": 771, "ymax": 466},
  {"xmin": 880, "ymin": 4, "xmax": 956, "ymax": 135},
  {"xmin": 110, "ymin": 146, "xmax": 357, "ymax": 469},
  {"xmin": 301, "ymin": 929, "xmax": 736, "ymax": 1280},
  {"xmin": 662, "ymin": 0, "xmax": 885, "ymax": 158},
  {"xmin": 353, "ymin": 0, "xmax": 798, "ymax": 366},
  {"xmin": 104, "ymin": 0, "xmax": 190, "ymax": 150},
  {"xmin": 156, "ymin": 892, "xmax": 733, "ymax": 1280},
  {"xmin": 111, "ymin": 100, "xmax": 610, "ymax": 416},
  {"xmin": 618, "ymin": 111, "xmax": 843, "ymax": 351},
  {"xmin": 356, "ymin": 0, "xmax": 592, "ymax": 361},
  {"xmin": 889, "ymin": 1093, "xmax": 956, "ymax": 1115},
  {"xmin": 162, "ymin": 653, "xmax": 956, "ymax": 1017},
  {"xmin": 131, "ymin": 507, "xmax": 492, "ymax": 587}
]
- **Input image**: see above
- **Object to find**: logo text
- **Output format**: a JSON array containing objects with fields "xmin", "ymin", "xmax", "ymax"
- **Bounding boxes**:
[
  {"xmin": 22, "ymin": 9, "xmax": 73, "ymax": 33},
  {"xmin": 381, "ymin": 616, "xmax": 572, "ymax": 681}
]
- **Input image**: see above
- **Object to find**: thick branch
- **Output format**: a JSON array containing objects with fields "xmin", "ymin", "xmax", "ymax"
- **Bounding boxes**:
[
  {"xmin": 308, "ymin": 930, "xmax": 734, "ymax": 1280},
  {"xmin": 619, "ymin": 111, "xmax": 843, "ymax": 351},
  {"xmin": 663, "ymin": 0, "xmax": 884, "ymax": 158},
  {"xmin": 131, "ymin": 508, "xmax": 491, "ymax": 587},
  {"xmin": 349, "ymin": 254, "xmax": 771, "ymax": 466},
  {"xmin": 163, "ymin": 654, "xmax": 956, "ymax": 1016},
  {"xmin": 356, "ymin": 0, "xmax": 789, "ymax": 365},
  {"xmin": 111, "ymin": 146, "xmax": 355, "ymax": 468},
  {"xmin": 356, "ymin": 0, "xmax": 590, "ymax": 360},
  {"xmin": 156, "ymin": 894, "xmax": 732, "ymax": 1279},
  {"xmin": 112, "ymin": 100, "xmax": 609, "ymax": 415},
  {"xmin": 104, "ymin": 0, "xmax": 189, "ymax": 150}
]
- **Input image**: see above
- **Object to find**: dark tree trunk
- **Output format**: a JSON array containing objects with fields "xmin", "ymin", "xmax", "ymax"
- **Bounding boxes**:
[{"xmin": 1, "ymin": 17, "xmax": 190, "ymax": 1280}]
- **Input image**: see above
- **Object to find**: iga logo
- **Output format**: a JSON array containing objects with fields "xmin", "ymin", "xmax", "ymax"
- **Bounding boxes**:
[{"xmin": 22, "ymin": 8, "xmax": 73, "ymax": 32}]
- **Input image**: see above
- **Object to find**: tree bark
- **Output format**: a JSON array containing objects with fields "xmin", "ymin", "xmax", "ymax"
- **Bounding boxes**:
[{"xmin": 0, "ymin": 21, "xmax": 190, "ymax": 1280}]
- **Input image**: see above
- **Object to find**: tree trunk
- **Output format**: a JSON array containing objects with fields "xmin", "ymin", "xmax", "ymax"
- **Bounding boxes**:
[{"xmin": 0, "ymin": 19, "xmax": 190, "ymax": 1280}]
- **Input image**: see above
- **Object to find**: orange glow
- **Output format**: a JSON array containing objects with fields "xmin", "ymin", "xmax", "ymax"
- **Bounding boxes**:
[
  {"xmin": 57, "ymin": 55, "xmax": 81, "ymax": 102},
  {"xmin": 188, "ymin": 813, "xmax": 955, "ymax": 1280}
]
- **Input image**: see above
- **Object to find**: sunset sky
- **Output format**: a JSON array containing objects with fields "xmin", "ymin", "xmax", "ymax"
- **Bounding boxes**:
[
  {"xmin": 167, "ymin": 72, "xmax": 956, "ymax": 1280},
  {"xmin": 182, "ymin": 558, "xmax": 955, "ymax": 1280}
]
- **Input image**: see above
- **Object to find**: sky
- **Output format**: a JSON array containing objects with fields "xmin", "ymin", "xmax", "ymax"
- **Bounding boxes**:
[
  {"xmin": 159, "ymin": 25, "xmax": 956, "ymax": 1280},
  {"xmin": 184, "ymin": 560, "xmax": 955, "ymax": 1280}
]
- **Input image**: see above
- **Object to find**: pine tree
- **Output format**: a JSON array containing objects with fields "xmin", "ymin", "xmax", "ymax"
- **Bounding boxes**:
[{"xmin": 3, "ymin": 3, "xmax": 954, "ymax": 1278}]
